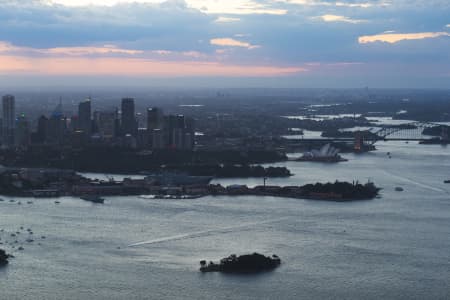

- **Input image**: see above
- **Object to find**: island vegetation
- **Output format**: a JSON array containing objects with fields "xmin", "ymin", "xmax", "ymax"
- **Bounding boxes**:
[
  {"xmin": 0, "ymin": 249, "xmax": 11, "ymax": 266},
  {"xmin": 200, "ymin": 253, "xmax": 281, "ymax": 273},
  {"xmin": 300, "ymin": 181, "xmax": 379, "ymax": 200}
]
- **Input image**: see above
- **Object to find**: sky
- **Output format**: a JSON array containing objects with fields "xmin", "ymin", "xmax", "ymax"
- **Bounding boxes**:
[{"xmin": 0, "ymin": 0, "xmax": 449, "ymax": 88}]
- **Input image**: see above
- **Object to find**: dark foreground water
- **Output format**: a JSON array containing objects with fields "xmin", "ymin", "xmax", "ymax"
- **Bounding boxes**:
[{"xmin": 0, "ymin": 141, "xmax": 449, "ymax": 299}]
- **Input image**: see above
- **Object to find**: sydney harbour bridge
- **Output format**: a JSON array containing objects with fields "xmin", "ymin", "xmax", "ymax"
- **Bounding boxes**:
[
  {"xmin": 287, "ymin": 122, "xmax": 449, "ymax": 151},
  {"xmin": 356, "ymin": 122, "xmax": 448, "ymax": 144}
]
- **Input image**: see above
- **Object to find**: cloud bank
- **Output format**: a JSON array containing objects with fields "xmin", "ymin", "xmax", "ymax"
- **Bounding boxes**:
[{"xmin": 0, "ymin": 0, "xmax": 448, "ymax": 87}]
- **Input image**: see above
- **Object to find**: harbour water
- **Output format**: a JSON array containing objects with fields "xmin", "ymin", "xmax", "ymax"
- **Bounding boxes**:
[{"xmin": 0, "ymin": 141, "xmax": 449, "ymax": 299}]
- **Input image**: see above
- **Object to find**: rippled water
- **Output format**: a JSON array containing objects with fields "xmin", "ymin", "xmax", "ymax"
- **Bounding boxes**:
[{"xmin": 1, "ymin": 141, "xmax": 449, "ymax": 299}]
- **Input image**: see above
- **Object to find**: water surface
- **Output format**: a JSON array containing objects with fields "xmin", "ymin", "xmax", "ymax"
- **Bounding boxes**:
[{"xmin": 0, "ymin": 141, "xmax": 449, "ymax": 299}]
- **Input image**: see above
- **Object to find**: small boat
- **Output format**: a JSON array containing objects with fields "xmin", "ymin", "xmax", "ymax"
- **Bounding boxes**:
[
  {"xmin": 54, "ymin": 201, "xmax": 60, "ymax": 204},
  {"xmin": 444, "ymin": 180, "xmax": 450, "ymax": 184},
  {"xmin": 395, "ymin": 187, "xmax": 404, "ymax": 192},
  {"xmin": 80, "ymin": 195, "xmax": 104, "ymax": 204}
]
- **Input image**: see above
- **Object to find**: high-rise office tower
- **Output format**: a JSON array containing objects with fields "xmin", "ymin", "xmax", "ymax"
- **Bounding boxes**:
[
  {"xmin": 164, "ymin": 115, "xmax": 177, "ymax": 146},
  {"xmin": 36, "ymin": 115, "xmax": 49, "ymax": 143},
  {"xmin": 163, "ymin": 114, "xmax": 188, "ymax": 149},
  {"xmin": 172, "ymin": 115, "xmax": 185, "ymax": 149},
  {"xmin": 2, "ymin": 94, "xmax": 15, "ymax": 146},
  {"xmin": 121, "ymin": 98, "xmax": 137, "ymax": 136},
  {"xmin": 175, "ymin": 114, "xmax": 185, "ymax": 129},
  {"xmin": 78, "ymin": 98, "xmax": 92, "ymax": 135},
  {"xmin": 152, "ymin": 129, "xmax": 165, "ymax": 149},
  {"xmin": 184, "ymin": 117, "xmax": 195, "ymax": 150},
  {"xmin": 46, "ymin": 102, "xmax": 67, "ymax": 145},
  {"xmin": 97, "ymin": 109, "xmax": 119, "ymax": 138},
  {"xmin": 15, "ymin": 113, "xmax": 30, "ymax": 148},
  {"xmin": 147, "ymin": 107, "xmax": 164, "ymax": 131}
]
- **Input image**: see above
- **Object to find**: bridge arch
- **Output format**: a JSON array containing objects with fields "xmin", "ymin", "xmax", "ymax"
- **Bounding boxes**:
[{"xmin": 355, "ymin": 121, "xmax": 448, "ymax": 146}]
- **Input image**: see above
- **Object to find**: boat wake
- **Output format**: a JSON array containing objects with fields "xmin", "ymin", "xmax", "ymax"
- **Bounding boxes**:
[
  {"xmin": 381, "ymin": 170, "xmax": 448, "ymax": 194},
  {"xmin": 128, "ymin": 217, "xmax": 289, "ymax": 247}
]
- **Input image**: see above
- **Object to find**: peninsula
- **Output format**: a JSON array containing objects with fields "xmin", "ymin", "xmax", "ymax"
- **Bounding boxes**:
[{"xmin": 0, "ymin": 167, "xmax": 379, "ymax": 201}]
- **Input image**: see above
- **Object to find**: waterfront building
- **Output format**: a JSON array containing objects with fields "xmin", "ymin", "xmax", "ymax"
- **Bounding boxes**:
[
  {"xmin": 121, "ymin": 98, "xmax": 137, "ymax": 136},
  {"xmin": 2, "ymin": 94, "xmax": 15, "ymax": 146},
  {"xmin": 78, "ymin": 98, "xmax": 92, "ymax": 136}
]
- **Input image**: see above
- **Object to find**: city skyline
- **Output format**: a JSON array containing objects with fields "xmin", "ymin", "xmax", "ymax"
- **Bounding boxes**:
[{"xmin": 0, "ymin": 0, "xmax": 449, "ymax": 88}]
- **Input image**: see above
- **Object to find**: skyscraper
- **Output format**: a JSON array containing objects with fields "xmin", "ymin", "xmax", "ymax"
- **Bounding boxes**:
[
  {"xmin": 164, "ymin": 115, "xmax": 177, "ymax": 146},
  {"xmin": 46, "ymin": 102, "xmax": 67, "ymax": 145},
  {"xmin": 36, "ymin": 115, "xmax": 49, "ymax": 143},
  {"xmin": 78, "ymin": 98, "xmax": 92, "ymax": 136},
  {"xmin": 163, "ymin": 114, "xmax": 190, "ymax": 149},
  {"xmin": 172, "ymin": 115, "xmax": 185, "ymax": 149},
  {"xmin": 147, "ymin": 107, "xmax": 164, "ymax": 131},
  {"xmin": 184, "ymin": 117, "xmax": 195, "ymax": 150},
  {"xmin": 121, "ymin": 98, "xmax": 137, "ymax": 136},
  {"xmin": 97, "ymin": 109, "xmax": 119, "ymax": 138},
  {"xmin": 2, "ymin": 94, "xmax": 15, "ymax": 146},
  {"xmin": 15, "ymin": 113, "xmax": 30, "ymax": 148}
]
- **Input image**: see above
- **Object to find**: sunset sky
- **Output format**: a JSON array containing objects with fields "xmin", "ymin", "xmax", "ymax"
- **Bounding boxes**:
[{"xmin": 0, "ymin": 0, "xmax": 449, "ymax": 88}]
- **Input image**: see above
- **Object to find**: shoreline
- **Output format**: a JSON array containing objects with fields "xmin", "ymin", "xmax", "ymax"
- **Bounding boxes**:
[
  {"xmin": 0, "ymin": 166, "xmax": 379, "ymax": 202},
  {"xmin": 0, "ymin": 183, "xmax": 380, "ymax": 202}
]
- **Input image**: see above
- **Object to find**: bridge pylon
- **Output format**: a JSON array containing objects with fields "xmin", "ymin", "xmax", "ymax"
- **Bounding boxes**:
[
  {"xmin": 354, "ymin": 131, "xmax": 363, "ymax": 151},
  {"xmin": 442, "ymin": 126, "xmax": 449, "ymax": 141}
]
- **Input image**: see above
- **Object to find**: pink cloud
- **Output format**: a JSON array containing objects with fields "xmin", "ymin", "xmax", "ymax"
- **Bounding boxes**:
[
  {"xmin": 0, "ymin": 42, "xmax": 143, "ymax": 56},
  {"xmin": 0, "ymin": 55, "xmax": 305, "ymax": 77},
  {"xmin": 316, "ymin": 14, "xmax": 367, "ymax": 24},
  {"xmin": 0, "ymin": 40, "xmax": 304, "ymax": 77},
  {"xmin": 210, "ymin": 38, "xmax": 259, "ymax": 49},
  {"xmin": 44, "ymin": 45, "xmax": 144, "ymax": 56},
  {"xmin": 359, "ymin": 32, "xmax": 450, "ymax": 44}
]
